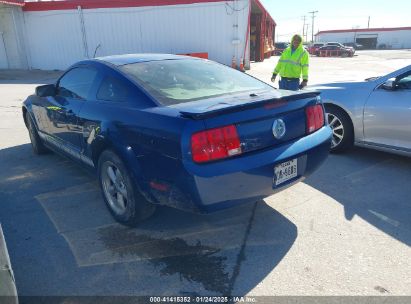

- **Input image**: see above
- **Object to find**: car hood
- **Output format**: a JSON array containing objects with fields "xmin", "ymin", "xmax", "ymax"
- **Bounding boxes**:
[{"xmin": 306, "ymin": 80, "xmax": 377, "ymax": 109}]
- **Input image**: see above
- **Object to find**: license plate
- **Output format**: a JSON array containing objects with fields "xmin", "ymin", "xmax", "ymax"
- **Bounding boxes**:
[{"xmin": 274, "ymin": 159, "xmax": 298, "ymax": 186}]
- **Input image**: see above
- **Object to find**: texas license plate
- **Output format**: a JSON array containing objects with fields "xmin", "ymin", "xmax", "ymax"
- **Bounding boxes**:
[{"xmin": 274, "ymin": 159, "xmax": 298, "ymax": 186}]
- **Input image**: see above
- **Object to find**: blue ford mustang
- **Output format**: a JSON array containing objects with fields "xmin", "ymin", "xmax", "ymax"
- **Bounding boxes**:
[{"xmin": 23, "ymin": 54, "xmax": 331, "ymax": 225}]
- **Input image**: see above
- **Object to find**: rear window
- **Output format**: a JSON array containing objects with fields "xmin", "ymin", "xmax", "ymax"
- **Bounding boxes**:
[{"xmin": 119, "ymin": 59, "xmax": 270, "ymax": 106}]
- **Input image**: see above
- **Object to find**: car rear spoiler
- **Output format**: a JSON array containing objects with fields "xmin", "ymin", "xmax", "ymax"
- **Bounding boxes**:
[{"xmin": 179, "ymin": 91, "xmax": 320, "ymax": 120}]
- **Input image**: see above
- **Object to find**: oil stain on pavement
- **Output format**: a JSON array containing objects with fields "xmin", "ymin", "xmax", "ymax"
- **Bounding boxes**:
[{"xmin": 98, "ymin": 225, "xmax": 230, "ymax": 294}]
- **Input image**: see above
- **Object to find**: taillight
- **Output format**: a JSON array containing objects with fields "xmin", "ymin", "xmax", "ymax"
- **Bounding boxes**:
[
  {"xmin": 191, "ymin": 125, "xmax": 242, "ymax": 163},
  {"xmin": 306, "ymin": 104, "xmax": 325, "ymax": 134}
]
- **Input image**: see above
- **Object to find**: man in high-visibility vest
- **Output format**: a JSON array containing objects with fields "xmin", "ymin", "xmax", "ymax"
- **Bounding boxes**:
[{"xmin": 271, "ymin": 34, "xmax": 309, "ymax": 91}]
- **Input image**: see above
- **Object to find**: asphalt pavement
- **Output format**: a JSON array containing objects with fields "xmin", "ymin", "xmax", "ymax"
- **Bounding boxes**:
[{"xmin": 0, "ymin": 51, "xmax": 410, "ymax": 299}]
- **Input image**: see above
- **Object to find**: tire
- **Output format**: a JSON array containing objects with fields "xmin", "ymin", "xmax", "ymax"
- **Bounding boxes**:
[
  {"xmin": 98, "ymin": 150, "xmax": 156, "ymax": 226},
  {"xmin": 325, "ymin": 105, "xmax": 354, "ymax": 153},
  {"xmin": 26, "ymin": 112, "xmax": 48, "ymax": 154}
]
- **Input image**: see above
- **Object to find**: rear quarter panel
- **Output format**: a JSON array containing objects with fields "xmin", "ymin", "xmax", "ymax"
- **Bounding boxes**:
[{"xmin": 80, "ymin": 100, "xmax": 205, "ymax": 211}]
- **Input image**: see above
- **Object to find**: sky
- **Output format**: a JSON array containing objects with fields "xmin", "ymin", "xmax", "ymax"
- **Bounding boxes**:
[{"xmin": 259, "ymin": 0, "xmax": 411, "ymax": 42}]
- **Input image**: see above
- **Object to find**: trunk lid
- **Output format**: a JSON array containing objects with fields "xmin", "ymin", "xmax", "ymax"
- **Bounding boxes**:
[
  {"xmin": 171, "ymin": 89, "xmax": 321, "ymax": 156},
  {"xmin": 175, "ymin": 89, "xmax": 319, "ymax": 119}
]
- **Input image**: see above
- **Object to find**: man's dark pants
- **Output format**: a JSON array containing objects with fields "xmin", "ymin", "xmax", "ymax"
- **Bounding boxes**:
[{"xmin": 279, "ymin": 78, "xmax": 300, "ymax": 91}]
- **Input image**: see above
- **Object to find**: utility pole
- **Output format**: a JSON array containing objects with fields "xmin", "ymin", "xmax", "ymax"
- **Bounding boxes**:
[
  {"xmin": 305, "ymin": 24, "xmax": 309, "ymax": 42},
  {"xmin": 308, "ymin": 10, "xmax": 318, "ymax": 43},
  {"xmin": 302, "ymin": 16, "xmax": 306, "ymax": 37},
  {"xmin": 368, "ymin": 16, "xmax": 370, "ymax": 28}
]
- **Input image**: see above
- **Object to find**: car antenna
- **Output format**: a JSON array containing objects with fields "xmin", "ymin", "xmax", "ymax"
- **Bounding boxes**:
[{"xmin": 93, "ymin": 44, "xmax": 101, "ymax": 58}]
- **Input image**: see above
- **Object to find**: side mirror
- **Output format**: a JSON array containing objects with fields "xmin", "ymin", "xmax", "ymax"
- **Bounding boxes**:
[
  {"xmin": 381, "ymin": 78, "xmax": 396, "ymax": 91},
  {"xmin": 35, "ymin": 84, "xmax": 56, "ymax": 97}
]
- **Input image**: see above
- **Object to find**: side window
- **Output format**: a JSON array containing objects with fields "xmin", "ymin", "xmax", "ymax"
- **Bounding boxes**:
[
  {"xmin": 396, "ymin": 73, "xmax": 411, "ymax": 90},
  {"xmin": 58, "ymin": 67, "xmax": 98, "ymax": 100},
  {"xmin": 97, "ymin": 76, "xmax": 130, "ymax": 102}
]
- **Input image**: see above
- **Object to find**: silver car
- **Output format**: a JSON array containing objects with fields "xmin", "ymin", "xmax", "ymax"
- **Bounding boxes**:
[{"xmin": 309, "ymin": 65, "xmax": 411, "ymax": 156}]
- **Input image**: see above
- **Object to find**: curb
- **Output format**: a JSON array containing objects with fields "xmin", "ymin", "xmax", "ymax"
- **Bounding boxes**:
[{"xmin": 0, "ymin": 224, "xmax": 18, "ymax": 304}]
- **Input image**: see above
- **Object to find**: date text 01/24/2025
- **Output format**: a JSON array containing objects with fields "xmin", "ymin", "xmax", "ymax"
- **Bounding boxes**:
[{"xmin": 149, "ymin": 296, "xmax": 257, "ymax": 303}]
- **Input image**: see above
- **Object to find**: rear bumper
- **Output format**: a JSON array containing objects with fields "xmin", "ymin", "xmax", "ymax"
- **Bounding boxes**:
[
  {"xmin": 145, "ymin": 126, "xmax": 331, "ymax": 213},
  {"xmin": 188, "ymin": 126, "xmax": 332, "ymax": 213}
]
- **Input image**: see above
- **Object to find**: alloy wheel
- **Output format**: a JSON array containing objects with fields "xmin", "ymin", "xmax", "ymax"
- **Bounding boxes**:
[
  {"xmin": 101, "ymin": 161, "xmax": 129, "ymax": 215},
  {"xmin": 327, "ymin": 113, "xmax": 345, "ymax": 148}
]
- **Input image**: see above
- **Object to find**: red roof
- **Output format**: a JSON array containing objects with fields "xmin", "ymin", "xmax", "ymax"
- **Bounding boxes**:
[
  {"xmin": 316, "ymin": 27, "xmax": 411, "ymax": 36},
  {"xmin": 0, "ymin": 0, "xmax": 24, "ymax": 6},
  {"xmin": 8, "ymin": 0, "xmax": 276, "ymax": 27},
  {"xmin": 253, "ymin": 0, "xmax": 276, "ymax": 25},
  {"xmin": 23, "ymin": 0, "xmax": 232, "ymax": 11},
  {"xmin": 21, "ymin": 0, "xmax": 275, "ymax": 25}
]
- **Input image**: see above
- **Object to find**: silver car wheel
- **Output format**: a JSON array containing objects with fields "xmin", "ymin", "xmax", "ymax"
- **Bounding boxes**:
[
  {"xmin": 327, "ymin": 113, "xmax": 344, "ymax": 148},
  {"xmin": 101, "ymin": 161, "xmax": 129, "ymax": 215}
]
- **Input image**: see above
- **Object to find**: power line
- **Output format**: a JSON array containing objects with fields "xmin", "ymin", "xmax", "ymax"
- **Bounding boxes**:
[
  {"xmin": 275, "ymin": 16, "xmax": 302, "ymax": 21},
  {"xmin": 277, "ymin": 32, "xmax": 300, "ymax": 37}
]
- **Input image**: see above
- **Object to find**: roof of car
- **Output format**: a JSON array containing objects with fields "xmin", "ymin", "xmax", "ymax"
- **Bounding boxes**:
[{"xmin": 94, "ymin": 53, "xmax": 196, "ymax": 66}]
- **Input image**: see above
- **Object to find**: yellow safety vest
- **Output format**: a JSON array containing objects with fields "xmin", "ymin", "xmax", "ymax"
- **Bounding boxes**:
[{"xmin": 273, "ymin": 43, "xmax": 309, "ymax": 80}]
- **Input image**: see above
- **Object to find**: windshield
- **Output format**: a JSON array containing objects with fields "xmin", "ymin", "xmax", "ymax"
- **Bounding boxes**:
[{"xmin": 119, "ymin": 59, "xmax": 271, "ymax": 105}]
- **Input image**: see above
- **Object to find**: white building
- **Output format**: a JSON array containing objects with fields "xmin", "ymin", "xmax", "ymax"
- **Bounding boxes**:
[
  {"xmin": 315, "ymin": 27, "xmax": 411, "ymax": 49},
  {"xmin": 0, "ymin": 1, "xmax": 27, "ymax": 69},
  {"xmin": 0, "ymin": 0, "xmax": 276, "ymax": 70}
]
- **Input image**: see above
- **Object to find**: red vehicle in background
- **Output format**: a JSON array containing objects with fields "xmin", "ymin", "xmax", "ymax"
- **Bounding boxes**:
[
  {"xmin": 308, "ymin": 42, "xmax": 325, "ymax": 55},
  {"xmin": 326, "ymin": 42, "xmax": 355, "ymax": 53},
  {"xmin": 316, "ymin": 45, "xmax": 355, "ymax": 57}
]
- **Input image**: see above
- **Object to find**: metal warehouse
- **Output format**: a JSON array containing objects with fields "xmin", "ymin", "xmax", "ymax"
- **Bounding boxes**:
[
  {"xmin": 0, "ymin": 0, "xmax": 276, "ymax": 70},
  {"xmin": 315, "ymin": 27, "xmax": 411, "ymax": 49}
]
